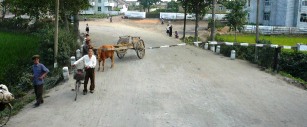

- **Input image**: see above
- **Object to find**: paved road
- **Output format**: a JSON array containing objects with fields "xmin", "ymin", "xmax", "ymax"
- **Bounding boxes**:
[{"xmin": 8, "ymin": 18, "xmax": 307, "ymax": 127}]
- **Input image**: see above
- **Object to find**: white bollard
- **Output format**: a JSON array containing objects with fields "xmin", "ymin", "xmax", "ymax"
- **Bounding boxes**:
[
  {"xmin": 76, "ymin": 49, "xmax": 81, "ymax": 59},
  {"xmin": 193, "ymin": 42, "xmax": 202, "ymax": 47},
  {"xmin": 205, "ymin": 43, "xmax": 208, "ymax": 50},
  {"xmin": 216, "ymin": 45, "xmax": 220, "ymax": 54},
  {"xmin": 62, "ymin": 67, "xmax": 69, "ymax": 80},
  {"xmin": 230, "ymin": 50, "xmax": 236, "ymax": 60},
  {"xmin": 70, "ymin": 56, "xmax": 76, "ymax": 66},
  {"xmin": 194, "ymin": 42, "xmax": 198, "ymax": 47},
  {"xmin": 210, "ymin": 45, "xmax": 215, "ymax": 52}
]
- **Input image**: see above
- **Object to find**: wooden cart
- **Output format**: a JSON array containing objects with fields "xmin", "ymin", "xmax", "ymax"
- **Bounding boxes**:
[{"xmin": 114, "ymin": 36, "xmax": 145, "ymax": 59}]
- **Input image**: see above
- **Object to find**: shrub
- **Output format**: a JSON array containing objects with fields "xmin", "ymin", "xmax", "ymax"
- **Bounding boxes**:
[
  {"xmin": 257, "ymin": 39, "xmax": 275, "ymax": 68},
  {"xmin": 219, "ymin": 39, "xmax": 275, "ymax": 68},
  {"xmin": 181, "ymin": 36, "xmax": 201, "ymax": 45},
  {"xmin": 34, "ymin": 24, "xmax": 79, "ymax": 68},
  {"xmin": 215, "ymin": 38, "xmax": 307, "ymax": 82},
  {"xmin": 0, "ymin": 18, "xmax": 30, "ymax": 31},
  {"xmin": 279, "ymin": 51, "xmax": 307, "ymax": 82}
]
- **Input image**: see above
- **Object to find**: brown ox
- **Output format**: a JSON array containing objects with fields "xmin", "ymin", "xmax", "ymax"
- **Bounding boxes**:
[{"xmin": 97, "ymin": 45, "xmax": 115, "ymax": 71}]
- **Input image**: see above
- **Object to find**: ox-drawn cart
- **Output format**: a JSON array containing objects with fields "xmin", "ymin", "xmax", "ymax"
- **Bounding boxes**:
[{"xmin": 114, "ymin": 36, "xmax": 145, "ymax": 59}]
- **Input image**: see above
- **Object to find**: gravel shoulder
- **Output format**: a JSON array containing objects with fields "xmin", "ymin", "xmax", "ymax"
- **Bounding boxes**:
[{"xmin": 7, "ymin": 17, "xmax": 307, "ymax": 127}]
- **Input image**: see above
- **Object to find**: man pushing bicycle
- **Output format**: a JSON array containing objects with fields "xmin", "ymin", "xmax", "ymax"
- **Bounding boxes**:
[{"xmin": 72, "ymin": 48, "xmax": 97, "ymax": 95}]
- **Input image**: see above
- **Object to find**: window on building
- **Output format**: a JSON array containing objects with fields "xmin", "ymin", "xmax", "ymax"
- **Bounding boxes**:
[
  {"xmin": 303, "ymin": 0, "xmax": 307, "ymax": 6},
  {"xmin": 98, "ymin": 6, "xmax": 101, "ymax": 12},
  {"xmin": 264, "ymin": 0, "xmax": 270, "ymax": 6},
  {"xmin": 219, "ymin": 6, "xmax": 223, "ymax": 11},
  {"xmin": 98, "ymin": 0, "xmax": 101, "ymax": 3},
  {"xmin": 263, "ymin": 12, "xmax": 270, "ymax": 20},
  {"xmin": 300, "ymin": 13, "xmax": 307, "ymax": 22}
]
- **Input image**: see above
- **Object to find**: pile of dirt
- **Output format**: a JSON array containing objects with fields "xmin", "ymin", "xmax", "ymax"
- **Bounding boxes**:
[{"xmin": 217, "ymin": 26, "xmax": 230, "ymax": 34}]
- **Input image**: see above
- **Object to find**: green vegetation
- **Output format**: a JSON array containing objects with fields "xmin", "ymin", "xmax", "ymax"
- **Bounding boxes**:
[
  {"xmin": 80, "ymin": 14, "xmax": 109, "ymax": 20},
  {"xmin": 166, "ymin": 1, "xmax": 179, "ymax": 12},
  {"xmin": 214, "ymin": 34, "xmax": 307, "ymax": 84},
  {"xmin": 0, "ymin": 31, "xmax": 39, "ymax": 116},
  {"xmin": 280, "ymin": 71, "xmax": 307, "ymax": 89},
  {"xmin": 0, "ymin": 31, "xmax": 39, "ymax": 82},
  {"xmin": 0, "ymin": 21, "xmax": 78, "ymax": 116},
  {"xmin": 181, "ymin": 36, "xmax": 201, "ymax": 45},
  {"xmin": 0, "ymin": 0, "xmax": 91, "ymax": 119},
  {"xmin": 222, "ymin": 0, "xmax": 247, "ymax": 42},
  {"xmin": 138, "ymin": 0, "xmax": 161, "ymax": 12},
  {"xmin": 216, "ymin": 34, "xmax": 307, "ymax": 46}
]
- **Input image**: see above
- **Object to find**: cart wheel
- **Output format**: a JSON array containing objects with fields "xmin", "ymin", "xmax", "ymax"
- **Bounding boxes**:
[
  {"xmin": 136, "ymin": 40, "xmax": 145, "ymax": 59},
  {"xmin": 0, "ymin": 103, "xmax": 12, "ymax": 126},
  {"xmin": 116, "ymin": 39, "xmax": 128, "ymax": 59},
  {"xmin": 116, "ymin": 50, "xmax": 127, "ymax": 59}
]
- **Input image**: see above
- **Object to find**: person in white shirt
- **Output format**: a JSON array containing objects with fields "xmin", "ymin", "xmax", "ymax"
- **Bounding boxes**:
[{"xmin": 73, "ymin": 48, "xmax": 97, "ymax": 95}]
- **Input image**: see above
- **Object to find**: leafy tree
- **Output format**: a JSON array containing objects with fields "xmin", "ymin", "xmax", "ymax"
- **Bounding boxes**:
[
  {"xmin": 166, "ymin": 1, "xmax": 179, "ymax": 12},
  {"xmin": 222, "ymin": 0, "xmax": 247, "ymax": 42},
  {"xmin": 178, "ymin": 0, "xmax": 188, "ymax": 40},
  {"xmin": 9, "ymin": 0, "xmax": 52, "ymax": 19},
  {"xmin": 1, "ymin": 0, "xmax": 10, "ymax": 20},
  {"xmin": 6, "ymin": 0, "xmax": 90, "ymax": 37},
  {"xmin": 179, "ymin": 0, "xmax": 211, "ymax": 42},
  {"xmin": 137, "ymin": 0, "xmax": 161, "ymax": 12},
  {"xmin": 59, "ymin": 0, "xmax": 91, "ymax": 37}
]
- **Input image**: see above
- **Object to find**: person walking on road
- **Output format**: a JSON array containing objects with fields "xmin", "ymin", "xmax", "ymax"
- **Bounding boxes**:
[
  {"xmin": 85, "ymin": 24, "xmax": 89, "ymax": 34},
  {"xmin": 175, "ymin": 31, "xmax": 179, "ymax": 38},
  {"xmin": 161, "ymin": 18, "xmax": 164, "ymax": 25},
  {"xmin": 73, "ymin": 48, "xmax": 97, "ymax": 95},
  {"xmin": 32, "ymin": 55, "xmax": 49, "ymax": 108},
  {"xmin": 83, "ymin": 34, "xmax": 91, "ymax": 56},
  {"xmin": 166, "ymin": 24, "xmax": 170, "ymax": 35},
  {"xmin": 169, "ymin": 25, "xmax": 173, "ymax": 37}
]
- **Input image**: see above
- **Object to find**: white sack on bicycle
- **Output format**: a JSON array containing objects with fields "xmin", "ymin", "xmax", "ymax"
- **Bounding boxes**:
[{"xmin": 0, "ymin": 84, "xmax": 14, "ymax": 103}]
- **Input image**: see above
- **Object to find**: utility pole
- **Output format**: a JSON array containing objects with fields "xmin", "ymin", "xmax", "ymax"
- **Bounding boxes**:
[
  {"xmin": 54, "ymin": 0, "xmax": 59, "ymax": 68},
  {"xmin": 211, "ymin": 0, "xmax": 216, "ymax": 41},
  {"xmin": 255, "ymin": 0, "xmax": 260, "ymax": 62},
  {"xmin": 183, "ymin": 0, "xmax": 187, "ymax": 42},
  {"xmin": 256, "ymin": 0, "xmax": 259, "ymax": 43}
]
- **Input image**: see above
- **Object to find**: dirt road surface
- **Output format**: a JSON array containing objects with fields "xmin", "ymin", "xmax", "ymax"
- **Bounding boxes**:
[{"xmin": 8, "ymin": 17, "xmax": 307, "ymax": 127}]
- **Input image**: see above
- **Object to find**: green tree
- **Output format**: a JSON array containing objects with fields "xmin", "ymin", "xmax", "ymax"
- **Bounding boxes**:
[
  {"xmin": 178, "ymin": 0, "xmax": 188, "ymax": 40},
  {"xmin": 181, "ymin": 0, "xmax": 211, "ymax": 42},
  {"xmin": 6, "ymin": 0, "xmax": 90, "ymax": 36},
  {"xmin": 59, "ymin": 0, "xmax": 91, "ymax": 36},
  {"xmin": 166, "ymin": 1, "xmax": 179, "ymax": 12},
  {"xmin": 1, "ymin": 0, "xmax": 10, "ymax": 20},
  {"xmin": 9, "ymin": 0, "xmax": 52, "ymax": 19},
  {"xmin": 137, "ymin": 0, "xmax": 161, "ymax": 12},
  {"xmin": 223, "ymin": 0, "xmax": 247, "ymax": 42}
]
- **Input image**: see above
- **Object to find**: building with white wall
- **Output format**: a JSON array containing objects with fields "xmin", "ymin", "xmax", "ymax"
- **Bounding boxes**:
[
  {"xmin": 246, "ymin": 0, "xmax": 307, "ymax": 27},
  {"xmin": 81, "ymin": 0, "xmax": 116, "ymax": 14}
]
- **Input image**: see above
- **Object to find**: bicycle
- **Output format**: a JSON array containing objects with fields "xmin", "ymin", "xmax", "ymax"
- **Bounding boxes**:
[
  {"xmin": 0, "ymin": 102, "xmax": 12, "ymax": 126},
  {"xmin": 73, "ymin": 67, "xmax": 85, "ymax": 101}
]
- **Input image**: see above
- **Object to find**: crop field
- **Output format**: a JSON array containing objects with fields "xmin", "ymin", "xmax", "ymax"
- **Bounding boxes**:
[
  {"xmin": 0, "ymin": 31, "xmax": 39, "ymax": 79},
  {"xmin": 216, "ymin": 34, "xmax": 307, "ymax": 46}
]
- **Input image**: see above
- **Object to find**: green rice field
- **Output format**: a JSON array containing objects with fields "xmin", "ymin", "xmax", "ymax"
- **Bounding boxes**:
[
  {"xmin": 0, "ymin": 31, "xmax": 39, "ymax": 78},
  {"xmin": 216, "ymin": 34, "xmax": 307, "ymax": 46}
]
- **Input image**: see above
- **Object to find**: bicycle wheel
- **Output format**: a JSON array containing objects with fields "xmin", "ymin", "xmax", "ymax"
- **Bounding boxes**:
[
  {"xmin": 74, "ymin": 81, "xmax": 80, "ymax": 101},
  {"xmin": 0, "ymin": 103, "xmax": 12, "ymax": 126}
]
